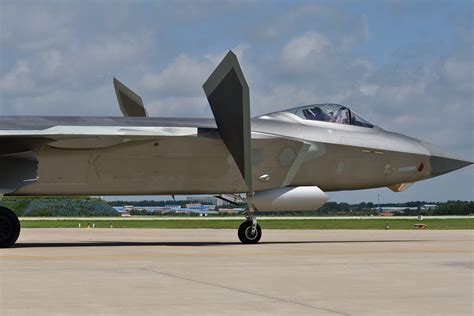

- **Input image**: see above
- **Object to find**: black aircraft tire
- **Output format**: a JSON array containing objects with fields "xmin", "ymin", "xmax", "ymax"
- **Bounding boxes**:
[
  {"xmin": 0, "ymin": 206, "xmax": 20, "ymax": 248},
  {"xmin": 238, "ymin": 221, "xmax": 262, "ymax": 244}
]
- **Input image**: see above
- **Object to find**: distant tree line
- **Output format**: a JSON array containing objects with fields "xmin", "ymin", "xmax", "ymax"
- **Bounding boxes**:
[
  {"xmin": 259, "ymin": 202, "xmax": 379, "ymax": 216},
  {"xmin": 110, "ymin": 200, "xmax": 474, "ymax": 216},
  {"xmin": 0, "ymin": 197, "xmax": 472, "ymax": 217},
  {"xmin": 0, "ymin": 197, "xmax": 119, "ymax": 217},
  {"xmin": 128, "ymin": 210, "xmax": 206, "ymax": 217},
  {"xmin": 394, "ymin": 201, "xmax": 474, "ymax": 216},
  {"xmin": 109, "ymin": 199, "xmax": 197, "ymax": 207}
]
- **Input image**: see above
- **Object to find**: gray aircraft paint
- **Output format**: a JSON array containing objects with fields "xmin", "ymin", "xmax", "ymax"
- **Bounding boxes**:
[
  {"xmin": 113, "ymin": 78, "xmax": 148, "ymax": 117},
  {"xmin": 0, "ymin": 51, "xmax": 471, "ymax": 197},
  {"xmin": 203, "ymin": 51, "xmax": 252, "ymax": 192},
  {"xmin": 1, "ymin": 118, "xmax": 469, "ymax": 196}
]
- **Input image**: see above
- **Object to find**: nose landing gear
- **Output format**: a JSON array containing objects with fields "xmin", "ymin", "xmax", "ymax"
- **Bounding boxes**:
[
  {"xmin": 0, "ymin": 206, "xmax": 20, "ymax": 248},
  {"xmin": 238, "ymin": 196, "xmax": 262, "ymax": 244},
  {"xmin": 238, "ymin": 219, "xmax": 262, "ymax": 244},
  {"xmin": 217, "ymin": 193, "xmax": 262, "ymax": 244}
]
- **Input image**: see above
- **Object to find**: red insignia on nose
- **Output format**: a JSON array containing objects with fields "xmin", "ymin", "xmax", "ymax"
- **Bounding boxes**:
[{"xmin": 418, "ymin": 162, "xmax": 424, "ymax": 172}]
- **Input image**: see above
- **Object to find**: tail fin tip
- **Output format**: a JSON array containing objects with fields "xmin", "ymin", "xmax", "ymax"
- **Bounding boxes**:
[{"xmin": 113, "ymin": 78, "xmax": 148, "ymax": 117}]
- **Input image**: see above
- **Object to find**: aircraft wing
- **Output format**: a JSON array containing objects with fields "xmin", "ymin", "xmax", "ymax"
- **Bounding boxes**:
[
  {"xmin": 0, "ymin": 117, "xmax": 217, "ymax": 195},
  {"xmin": 0, "ymin": 51, "xmax": 296, "ymax": 196}
]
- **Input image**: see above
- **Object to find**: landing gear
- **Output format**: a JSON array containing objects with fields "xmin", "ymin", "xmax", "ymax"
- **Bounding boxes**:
[
  {"xmin": 217, "ymin": 193, "xmax": 262, "ymax": 244},
  {"xmin": 238, "ymin": 196, "xmax": 262, "ymax": 244},
  {"xmin": 238, "ymin": 220, "xmax": 262, "ymax": 244},
  {"xmin": 0, "ymin": 206, "xmax": 20, "ymax": 248}
]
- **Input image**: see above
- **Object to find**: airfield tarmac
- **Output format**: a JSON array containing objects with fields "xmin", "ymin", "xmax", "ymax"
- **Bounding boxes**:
[{"xmin": 0, "ymin": 229, "xmax": 472, "ymax": 315}]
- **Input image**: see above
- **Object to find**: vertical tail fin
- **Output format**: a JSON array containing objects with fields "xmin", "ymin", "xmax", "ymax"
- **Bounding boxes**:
[
  {"xmin": 203, "ymin": 51, "xmax": 253, "ymax": 192},
  {"xmin": 113, "ymin": 78, "xmax": 148, "ymax": 117}
]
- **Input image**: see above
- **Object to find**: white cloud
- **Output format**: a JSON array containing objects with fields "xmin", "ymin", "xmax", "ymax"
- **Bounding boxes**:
[
  {"xmin": 0, "ymin": 1, "xmax": 471, "ymax": 202},
  {"xmin": 38, "ymin": 50, "xmax": 65, "ymax": 79},
  {"xmin": 204, "ymin": 43, "xmax": 249, "ymax": 65},
  {"xmin": 147, "ymin": 95, "xmax": 211, "ymax": 118},
  {"xmin": 0, "ymin": 61, "xmax": 35, "ymax": 94},
  {"xmin": 0, "ymin": 4, "xmax": 72, "ymax": 50},
  {"xmin": 80, "ymin": 38, "xmax": 146, "ymax": 70},
  {"xmin": 250, "ymin": 3, "xmax": 332, "ymax": 41},
  {"xmin": 359, "ymin": 84, "xmax": 379, "ymax": 96},
  {"xmin": 140, "ymin": 54, "xmax": 213, "ymax": 97},
  {"xmin": 1, "ymin": 84, "xmax": 116, "ymax": 116},
  {"xmin": 443, "ymin": 58, "xmax": 473, "ymax": 92},
  {"xmin": 280, "ymin": 32, "xmax": 331, "ymax": 71},
  {"xmin": 137, "ymin": 45, "xmax": 253, "ymax": 117}
]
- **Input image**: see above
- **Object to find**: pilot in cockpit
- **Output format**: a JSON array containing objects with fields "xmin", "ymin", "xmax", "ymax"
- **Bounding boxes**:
[
  {"xmin": 290, "ymin": 103, "xmax": 375, "ymax": 129},
  {"xmin": 330, "ymin": 107, "xmax": 350, "ymax": 125}
]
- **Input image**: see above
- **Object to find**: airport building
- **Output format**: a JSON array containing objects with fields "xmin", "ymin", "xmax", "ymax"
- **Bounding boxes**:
[
  {"xmin": 114, "ymin": 203, "xmax": 221, "ymax": 216},
  {"xmin": 374, "ymin": 204, "xmax": 438, "ymax": 215},
  {"xmin": 186, "ymin": 196, "xmax": 224, "ymax": 206}
]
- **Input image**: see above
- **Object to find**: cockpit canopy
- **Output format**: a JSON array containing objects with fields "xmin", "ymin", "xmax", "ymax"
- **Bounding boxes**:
[{"xmin": 285, "ymin": 103, "xmax": 374, "ymax": 128}]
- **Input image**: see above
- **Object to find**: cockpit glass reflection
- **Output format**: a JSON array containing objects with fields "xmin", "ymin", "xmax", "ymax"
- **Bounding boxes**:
[{"xmin": 288, "ymin": 104, "xmax": 374, "ymax": 128}]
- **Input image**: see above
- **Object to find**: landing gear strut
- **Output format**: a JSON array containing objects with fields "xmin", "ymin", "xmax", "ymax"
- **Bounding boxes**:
[
  {"xmin": 216, "ymin": 193, "xmax": 262, "ymax": 244},
  {"xmin": 0, "ymin": 206, "xmax": 20, "ymax": 248},
  {"xmin": 238, "ymin": 197, "xmax": 262, "ymax": 244}
]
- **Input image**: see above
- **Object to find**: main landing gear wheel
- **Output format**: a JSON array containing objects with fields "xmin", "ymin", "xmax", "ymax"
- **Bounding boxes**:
[
  {"xmin": 0, "ymin": 206, "xmax": 20, "ymax": 248},
  {"xmin": 238, "ymin": 221, "xmax": 262, "ymax": 244}
]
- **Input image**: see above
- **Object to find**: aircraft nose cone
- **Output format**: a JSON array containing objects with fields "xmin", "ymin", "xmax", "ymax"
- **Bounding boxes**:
[
  {"xmin": 430, "ymin": 156, "xmax": 473, "ymax": 177},
  {"xmin": 420, "ymin": 141, "xmax": 473, "ymax": 176}
]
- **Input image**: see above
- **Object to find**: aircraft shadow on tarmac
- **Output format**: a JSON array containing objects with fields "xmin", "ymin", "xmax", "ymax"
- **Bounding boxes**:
[{"xmin": 14, "ymin": 240, "xmax": 427, "ymax": 248}]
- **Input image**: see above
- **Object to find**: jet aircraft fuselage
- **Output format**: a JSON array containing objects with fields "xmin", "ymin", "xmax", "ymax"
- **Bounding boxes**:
[
  {"xmin": 0, "ymin": 109, "xmax": 469, "ymax": 196},
  {"xmin": 0, "ymin": 51, "xmax": 471, "ymax": 247}
]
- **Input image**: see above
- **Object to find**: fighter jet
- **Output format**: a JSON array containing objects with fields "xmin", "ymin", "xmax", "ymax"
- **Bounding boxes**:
[{"xmin": 0, "ymin": 51, "xmax": 471, "ymax": 247}]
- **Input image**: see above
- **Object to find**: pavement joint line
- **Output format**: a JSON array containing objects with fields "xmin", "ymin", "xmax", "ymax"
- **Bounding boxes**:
[
  {"xmin": 141, "ymin": 268, "xmax": 350, "ymax": 316},
  {"xmin": 0, "ymin": 300, "xmax": 257, "ymax": 311},
  {"xmin": 0, "ymin": 267, "xmax": 139, "ymax": 272},
  {"xmin": 0, "ymin": 261, "xmax": 423, "ymax": 272},
  {"xmin": 1, "ymin": 230, "xmax": 472, "ymax": 315}
]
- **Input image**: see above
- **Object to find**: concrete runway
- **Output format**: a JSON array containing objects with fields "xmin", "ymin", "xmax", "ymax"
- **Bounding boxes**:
[{"xmin": 0, "ymin": 229, "xmax": 472, "ymax": 315}]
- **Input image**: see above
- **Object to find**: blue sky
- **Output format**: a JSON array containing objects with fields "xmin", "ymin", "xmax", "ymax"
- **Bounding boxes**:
[{"xmin": 0, "ymin": 0, "xmax": 472, "ymax": 203}]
